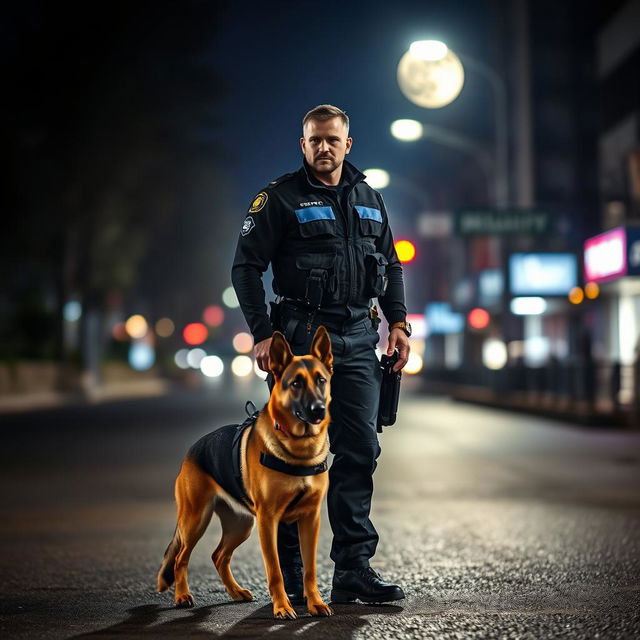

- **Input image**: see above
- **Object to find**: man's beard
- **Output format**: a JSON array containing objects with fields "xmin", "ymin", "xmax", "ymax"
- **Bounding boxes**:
[{"xmin": 312, "ymin": 157, "xmax": 341, "ymax": 174}]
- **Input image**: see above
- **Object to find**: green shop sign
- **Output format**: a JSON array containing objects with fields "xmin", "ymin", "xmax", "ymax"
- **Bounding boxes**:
[{"xmin": 455, "ymin": 209, "xmax": 551, "ymax": 235}]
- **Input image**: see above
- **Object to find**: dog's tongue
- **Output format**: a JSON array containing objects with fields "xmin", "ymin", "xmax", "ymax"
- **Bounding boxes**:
[{"xmin": 276, "ymin": 422, "xmax": 292, "ymax": 438}]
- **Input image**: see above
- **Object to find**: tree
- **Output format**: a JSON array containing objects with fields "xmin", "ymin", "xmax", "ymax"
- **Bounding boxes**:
[{"xmin": 2, "ymin": 1, "xmax": 232, "ymax": 386}]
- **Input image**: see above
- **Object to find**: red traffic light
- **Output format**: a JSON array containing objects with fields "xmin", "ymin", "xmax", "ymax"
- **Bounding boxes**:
[
  {"xmin": 395, "ymin": 240, "xmax": 416, "ymax": 263},
  {"xmin": 183, "ymin": 322, "xmax": 208, "ymax": 345},
  {"xmin": 468, "ymin": 308, "xmax": 490, "ymax": 329}
]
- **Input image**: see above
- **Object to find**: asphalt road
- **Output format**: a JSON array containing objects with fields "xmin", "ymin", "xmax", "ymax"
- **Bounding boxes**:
[{"xmin": 1, "ymin": 382, "xmax": 639, "ymax": 639}]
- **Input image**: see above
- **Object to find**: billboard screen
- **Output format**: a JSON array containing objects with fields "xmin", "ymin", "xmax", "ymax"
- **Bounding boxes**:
[
  {"xmin": 583, "ymin": 227, "xmax": 629, "ymax": 283},
  {"xmin": 509, "ymin": 253, "xmax": 577, "ymax": 296}
]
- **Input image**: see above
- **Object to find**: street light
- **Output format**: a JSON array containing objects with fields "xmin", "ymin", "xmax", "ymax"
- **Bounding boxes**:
[
  {"xmin": 397, "ymin": 44, "xmax": 464, "ymax": 109},
  {"xmin": 409, "ymin": 40, "xmax": 448, "ymax": 61},
  {"xmin": 390, "ymin": 119, "xmax": 423, "ymax": 142},
  {"xmin": 363, "ymin": 168, "xmax": 390, "ymax": 189},
  {"xmin": 397, "ymin": 39, "xmax": 509, "ymax": 207}
]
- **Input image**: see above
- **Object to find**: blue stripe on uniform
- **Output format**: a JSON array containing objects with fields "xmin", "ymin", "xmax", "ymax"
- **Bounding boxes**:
[
  {"xmin": 355, "ymin": 206, "xmax": 382, "ymax": 222},
  {"xmin": 294, "ymin": 206, "xmax": 336, "ymax": 223}
]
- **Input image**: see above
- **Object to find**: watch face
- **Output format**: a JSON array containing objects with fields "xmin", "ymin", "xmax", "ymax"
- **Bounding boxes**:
[{"xmin": 405, "ymin": 322, "xmax": 412, "ymax": 336}]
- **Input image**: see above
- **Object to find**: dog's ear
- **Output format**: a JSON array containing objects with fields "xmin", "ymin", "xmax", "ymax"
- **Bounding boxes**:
[
  {"xmin": 269, "ymin": 331, "xmax": 294, "ymax": 379},
  {"xmin": 310, "ymin": 325, "xmax": 333, "ymax": 374}
]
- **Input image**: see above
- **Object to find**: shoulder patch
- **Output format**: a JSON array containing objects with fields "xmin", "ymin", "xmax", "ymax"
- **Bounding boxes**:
[
  {"xmin": 240, "ymin": 216, "xmax": 255, "ymax": 236},
  {"xmin": 248, "ymin": 192, "xmax": 268, "ymax": 213}
]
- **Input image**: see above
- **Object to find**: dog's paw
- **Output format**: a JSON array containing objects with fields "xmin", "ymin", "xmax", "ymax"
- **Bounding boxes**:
[
  {"xmin": 308, "ymin": 601, "xmax": 333, "ymax": 616},
  {"xmin": 175, "ymin": 593, "xmax": 195, "ymax": 608},
  {"xmin": 229, "ymin": 587, "xmax": 254, "ymax": 601},
  {"xmin": 273, "ymin": 602, "xmax": 297, "ymax": 619}
]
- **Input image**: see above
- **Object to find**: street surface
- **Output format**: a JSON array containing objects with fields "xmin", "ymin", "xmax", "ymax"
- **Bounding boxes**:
[{"xmin": 1, "ymin": 382, "xmax": 639, "ymax": 639}]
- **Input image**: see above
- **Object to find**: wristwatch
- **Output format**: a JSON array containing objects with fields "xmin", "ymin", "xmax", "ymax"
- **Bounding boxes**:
[{"xmin": 390, "ymin": 321, "xmax": 412, "ymax": 337}]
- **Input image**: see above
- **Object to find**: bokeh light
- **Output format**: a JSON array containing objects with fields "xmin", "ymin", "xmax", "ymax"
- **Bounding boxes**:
[
  {"xmin": 363, "ymin": 168, "xmax": 390, "ymax": 189},
  {"xmin": 395, "ymin": 240, "xmax": 416, "ymax": 263},
  {"xmin": 391, "ymin": 119, "xmax": 423, "ymax": 142},
  {"xmin": 222, "ymin": 286, "xmax": 240, "ymax": 309},
  {"xmin": 200, "ymin": 355, "xmax": 224, "ymax": 378},
  {"xmin": 125, "ymin": 314, "xmax": 148, "ymax": 339},
  {"xmin": 155, "ymin": 317, "xmax": 175, "ymax": 337},
  {"xmin": 174, "ymin": 349, "xmax": 190, "ymax": 370},
  {"xmin": 468, "ymin": 308, "xmax": 490, "ymax": 330},
  {"xmin": 568, "ymin": 286, "xmax": 584, "ymax": 305},
  {"xmin": 233, "ymin": 332, "xmax": 253, "ymax": 353},
  {"xmin": 128, "ymin": 342, "xmax": 155, "ymax": 371},
  {"xmin": 187, "ymin": 348, "xmax": 206, "ymax": 369},
  {"xmin": 483, "ymin": 339, "xmax": 508, "ymax": 370},
  {"xmin": 203, "ymin": 304, "xmax": 225, "ymax": 327},
  {"xmin": 63, "ymin": 301, "xmax": 82, "ymax": 322},
  {"xmin": 510, "ymin": 297, "xmax": 547, "ymax": 315},
  {"xmin": 254, "ymin": 359, "xmax": 268, "ymax": 380},
  {"xmin": 183, "ymin": 322, "xmax": 208, "ymax": 345},
  {"xmin": 404, "ymin": 352, "xmax": 424, "ymax": 375},
  {"xmin": 231, "ymin": 355, "xmax": 253, "ymax": 377},
  {"xmin": 584, "ymin": 282, "xmax": 600, "ymax": 299}
]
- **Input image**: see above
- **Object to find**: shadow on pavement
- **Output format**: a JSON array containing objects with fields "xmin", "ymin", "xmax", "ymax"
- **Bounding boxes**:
[{"xmin": 67, "ymin": 601, "xmax": 404, "ymax": 638}]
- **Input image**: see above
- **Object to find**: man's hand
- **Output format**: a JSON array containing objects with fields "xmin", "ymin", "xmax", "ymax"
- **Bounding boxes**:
[
  {"xmin": 254, "ymin": 337, "xmax": 272, "ymax": 372},
  {"xmin": 387, "ymin": 328, "xmax": 410, "ymax": 372}
]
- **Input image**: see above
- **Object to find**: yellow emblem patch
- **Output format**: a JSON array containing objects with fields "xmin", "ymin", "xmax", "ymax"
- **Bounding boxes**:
[{"xmin": 249, "ymin": 192, "xmax": 268, "ymax": 213}]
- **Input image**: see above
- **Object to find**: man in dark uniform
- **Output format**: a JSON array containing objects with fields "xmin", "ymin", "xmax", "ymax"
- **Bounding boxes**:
[{"xmin": 232, "ymin": 104, "xmax": 411, "ymax": 604}]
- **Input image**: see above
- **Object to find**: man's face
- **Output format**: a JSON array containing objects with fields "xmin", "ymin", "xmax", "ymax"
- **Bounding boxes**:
[{"xmin": 300, "ymin": 117, "xmax": 352, "ymax": 176}]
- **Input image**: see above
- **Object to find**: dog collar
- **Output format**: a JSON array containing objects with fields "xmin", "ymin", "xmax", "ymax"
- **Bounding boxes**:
[{"xmin": 259, "ymin": 452, "xmax": 328, "ymax": 477}]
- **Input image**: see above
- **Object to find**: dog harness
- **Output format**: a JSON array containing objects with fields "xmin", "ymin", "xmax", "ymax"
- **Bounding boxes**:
[{"xmin": 187, "ymin": 403, "xmax": 328, "ymax": 514}]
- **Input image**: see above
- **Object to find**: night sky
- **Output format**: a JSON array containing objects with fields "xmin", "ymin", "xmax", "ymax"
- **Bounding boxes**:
[
  {"xmin": 2, "ymin": 0, "xmax": 516, "ymax": 340},
  {"xmin": 211, "ymin": 0, "xmax": 498, "ymax": 226}
]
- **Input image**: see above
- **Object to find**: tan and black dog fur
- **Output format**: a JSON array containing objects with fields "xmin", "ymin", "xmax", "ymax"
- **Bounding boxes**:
[{"xmin": 156, "ymin": 327, "xmax": 333, "ymax": 619}]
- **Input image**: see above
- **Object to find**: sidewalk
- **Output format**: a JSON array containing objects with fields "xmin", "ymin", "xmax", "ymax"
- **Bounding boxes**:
[
  {"xmin": 0, "ymin": 378, "xmax": 170, "ymax": 414},
  {"xmin": 420, "ymin": 380, "xmax": 638, "ymax": 429}
]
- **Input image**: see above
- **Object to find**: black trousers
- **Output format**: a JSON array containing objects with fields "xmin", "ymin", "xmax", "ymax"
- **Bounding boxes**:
[{"xmin": 276, "ymin": 312, "xmax": 383, "ymax": 570}]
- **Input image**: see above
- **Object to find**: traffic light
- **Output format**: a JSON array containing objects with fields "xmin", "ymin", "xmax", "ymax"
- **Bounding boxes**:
[{"xmin": 395, "ymin": 239, "xmax": 416, "ymax": 263}]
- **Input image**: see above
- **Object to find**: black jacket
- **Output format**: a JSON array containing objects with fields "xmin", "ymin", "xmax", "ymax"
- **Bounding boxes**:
[{"xmin": 232, "ymin": 159, "xmax": 407, "ymax": 343}]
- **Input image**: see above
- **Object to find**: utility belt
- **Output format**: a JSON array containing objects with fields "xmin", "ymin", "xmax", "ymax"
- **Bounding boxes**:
[
  {"xmin": 270, "ymin": 298, "xmax": 380, "ymax": 339},
  {"xmin": 270, "ymin": 298, "xmax": 343, "ymax": 337}
]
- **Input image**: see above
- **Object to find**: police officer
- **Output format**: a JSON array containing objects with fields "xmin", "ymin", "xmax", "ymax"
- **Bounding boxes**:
[{"xmin": 232, "ymin": 104, "xmax": 411, "ymax": 604}]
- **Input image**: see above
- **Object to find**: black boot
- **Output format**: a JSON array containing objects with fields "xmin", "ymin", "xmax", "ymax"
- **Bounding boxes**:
[
  {"xmin": 331, "ymin": 567, "xmax": 405, "ymax": 604},
  {"xmin": 281, "ymin": 562, "xmax": 305, "ymax": 605}
]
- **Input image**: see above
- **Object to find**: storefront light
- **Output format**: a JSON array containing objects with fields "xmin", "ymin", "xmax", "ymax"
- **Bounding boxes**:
[
  {"xmin": 584, "ymin": 282, "xmax": 600, "ymax": 299},
  {"xmin": 510, "ymin": 297, "xmax": 547, "ymax": 315},
  {"xmin": 568, "ymin": 287, "xmax": 584, "ymax": 304}
]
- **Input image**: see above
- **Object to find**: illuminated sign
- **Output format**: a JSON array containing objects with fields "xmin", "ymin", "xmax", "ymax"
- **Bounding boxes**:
[
  {"xmin": 455, "ymin": 209, "xmax": 551, "ymax": 235},
  {"xmin": 509, "ymin": 253, "xmax": 577, "ymax": 296},
  {"xmin": 406, "ymin": 313, "xmax": 427, "ymax": 339},
  {"xmin": 425, "ymin": 302, "xmax": 464, "ymax": 335},
  {"xmin": 583, "ymin": 227, "xmax": 640, "ymax": 283}
]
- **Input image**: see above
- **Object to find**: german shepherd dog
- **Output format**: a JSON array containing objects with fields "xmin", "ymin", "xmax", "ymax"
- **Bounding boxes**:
[{"xmin": 157, "ymin": 327, "xmax": 333, "ymax": 619}]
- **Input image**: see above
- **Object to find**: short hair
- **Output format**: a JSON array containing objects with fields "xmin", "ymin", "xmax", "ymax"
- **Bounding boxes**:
[{"xmin": 302, "ymin": 104, "xmax": 349, "ymax": 132}]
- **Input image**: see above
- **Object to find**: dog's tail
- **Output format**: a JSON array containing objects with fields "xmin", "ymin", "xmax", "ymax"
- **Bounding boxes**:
[{"xmin": 156, "ymin": 525, "xmax": 181, "ymax": 592}]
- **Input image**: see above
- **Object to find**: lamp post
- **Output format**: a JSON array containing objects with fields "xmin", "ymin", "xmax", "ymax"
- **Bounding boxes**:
[
  {"xmin": 397, "ymin": 40, "xmax": 509, "ymax": 208},
  {"xmin": 391, "ymin": 119, "xmax": 494, "ymax": 200},
  {"xmin": 457, "ymin": 53, "xmax": 509, "ymax": 209}
]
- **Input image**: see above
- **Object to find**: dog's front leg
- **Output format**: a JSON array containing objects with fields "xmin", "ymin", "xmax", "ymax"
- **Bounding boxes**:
[
  {"xmin": 298, "ymin": 512, "xmax": 333, "ymax": 616},
  {"xmin": 256, "ymin": 510, "xmax": 297, "ymax": 619}
]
